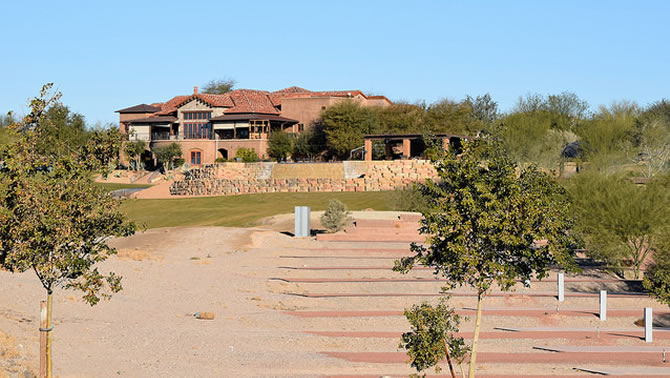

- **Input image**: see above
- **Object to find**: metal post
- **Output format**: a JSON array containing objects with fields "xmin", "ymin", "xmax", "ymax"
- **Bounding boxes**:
[
  {"xmin": 301, "ymin": 206, "xmax": 311, "ymax": 237},
  {"xmin": 294, "ymin": 206, "xmax": 302, "ymax": 237},
  {"xmin": 645, "ymin": 307, "xmax": 653, "ymax": 343},
  {"xmin": 294, "ymin": 206, "xmax": 311, "ymax": 238},
  {"xmin": 599, "ymin": 290, "xmax": 607, "ymax": 321},
  {"xmin": 557, "ymin": 273, "xmax": 565, "ymax": 302}
]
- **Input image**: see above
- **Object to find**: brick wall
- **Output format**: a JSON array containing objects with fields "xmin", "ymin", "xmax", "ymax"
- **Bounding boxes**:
[{"xmin": 169, "ymin": 160, "xmax": 437, "ymax": 196}]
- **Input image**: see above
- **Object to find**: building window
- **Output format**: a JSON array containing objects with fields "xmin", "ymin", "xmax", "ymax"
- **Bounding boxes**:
[
  {"xmin": 298, "ymin": 124, "xmax": 304, "ymax": 132},
  {"xmin": 183, "ymin": 111, "xmax": 211, "ymax": 121},
  {"xmin": 183, "ymin": 122, "xmax": 212, "ymax": 139},
  {"xmin": 190, "ymin": 151, "xmax": 201, "ymax": 165}
]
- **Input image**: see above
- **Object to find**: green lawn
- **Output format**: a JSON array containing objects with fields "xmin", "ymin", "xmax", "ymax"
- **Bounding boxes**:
[
  {"xmin": 94, "ymin": 182, "xmax": 153, "ymax": 192},
  {"xmin": 121, "ymin": 191, "xmax": 394, "ymax": 229}
]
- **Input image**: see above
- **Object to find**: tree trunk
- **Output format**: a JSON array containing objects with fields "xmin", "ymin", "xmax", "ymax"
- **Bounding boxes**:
[
  {"xmin": 46, "ymin": 292, "xmax": 53, "ymax": 378},
  {"xmin": 468, "ymin": 291, "xmax": 484, "ymax": 378},
  {"xmin": 442, "ymin": 337, "xmax": 456, "ymax": 378}
]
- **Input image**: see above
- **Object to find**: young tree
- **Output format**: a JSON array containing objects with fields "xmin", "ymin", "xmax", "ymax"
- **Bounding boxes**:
[
  {"xmin": 267, "ymin": 131, "xmax": 295, "ymax": 161},
  {"xmin": 0, "ymin": 84, "xmax": 136, "ymax": 376},
  {"xmin": 320, "ymin": 199, "xmax": 352, "ymax": 233},
  {"xmin": 400, "ymin": 299, "xmax": 469, "ymax": 378},
  {"xmin": 153, "ymin": 142, "xmax": 183, "ymax": 172},
  {"xmin": 394, "ymin": 137, "xmax": 576, "ymax": 377},
  {"xmin": 123, "ymin": 139, "xmax": 146, "ymax": 171},
  {"xmin": 569, "ymin": 171, "xmax": 670, "ymax": 278},
  {"xmin": 202, "ymin": 78, "xmax": 236, "ymax": 94}
]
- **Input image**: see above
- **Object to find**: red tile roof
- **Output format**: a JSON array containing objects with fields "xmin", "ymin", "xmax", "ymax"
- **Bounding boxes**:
[{"xmin": 142, "ymin": 87, "xmax": 388, "ymax": 116}]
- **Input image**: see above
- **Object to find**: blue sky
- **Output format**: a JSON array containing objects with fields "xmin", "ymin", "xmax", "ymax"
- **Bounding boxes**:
[{"xmin": 1, "ymin": 0, "xmax": 668, "ymax": 125}]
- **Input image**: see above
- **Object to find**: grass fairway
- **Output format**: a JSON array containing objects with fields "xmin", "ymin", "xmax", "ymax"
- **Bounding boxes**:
[
  {"xmin": 121, "ymin": 191, "xmax": 395, "ymax": 229},
  {"xmin": 95, "ymin": 183, "xmax": 153, "ymax": 192}
]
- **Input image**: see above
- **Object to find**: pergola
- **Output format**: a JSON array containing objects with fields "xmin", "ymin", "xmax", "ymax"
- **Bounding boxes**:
[{"xmin": 362, "ymin": 133, "xmax": 472, "ymax": 161}]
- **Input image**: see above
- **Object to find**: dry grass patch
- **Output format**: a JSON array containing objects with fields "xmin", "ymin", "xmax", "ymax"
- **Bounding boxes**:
[{"xmin": 115, "ymin": 248, "xmax": 162, "ymax": 262}]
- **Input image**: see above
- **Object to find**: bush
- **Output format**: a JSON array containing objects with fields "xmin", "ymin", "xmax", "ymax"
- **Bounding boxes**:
[
  {"xmin": 235, "ymin": 148, "xmax": 259, "ymax": 162},
  {"xmin": 400, "ymin": 299, "xmax": 469, "ymax": 375},
  {"xmin": 389, "ymin": 185, "xmax": 429, "ymax": 213},
  {"xmin": 215, "ymin": 157, "xmax": 227, "ymax": 163},
  {"xmin": 268, "ymin": 131, "xmax": 294, "ymax": 161},
  {"xmin": 174, "ymin": 158, "xmax": 185, "ymax": 168},
  {"xmin": 320, "ymin": 199, "xmax": 352, "ymax": 233}
]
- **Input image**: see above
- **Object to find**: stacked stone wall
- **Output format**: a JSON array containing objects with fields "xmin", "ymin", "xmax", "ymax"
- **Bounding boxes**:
[{"xmin": 170, "ymin": 160, "xmax": 437, "ymax": 196}]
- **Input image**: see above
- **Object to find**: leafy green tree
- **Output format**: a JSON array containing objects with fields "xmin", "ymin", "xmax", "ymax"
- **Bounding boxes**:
[
  {"xmin": 0, "ymin": 84, "xmax": 136, "ymax": 376},
  {"xmin": 643, "ymin": 237, "xmax": 670, "ymax": 305},
  {"xmin": 202, "ymin": 78, "xmax": 236, "ymax": 94},
  {"xmin": 394, "ymin": 137, "xmax": 576, "ymax": 377},
  {"xmin": 425, "ymin": 98, "xmax": 483, "ymax": 136},
  {"xmin": 569, "ymin": 171, "xmax": 670, "ymax": 278},
  {"xmin": 513, "ymin": 92, "xmax": 589, "ymax": 131},
  {"xmin": 377, "ymin": 102, "xmax": 425, "ymax": 134},
  {"xmin": 268, "ymin": 131, "xmax": 295, "ymax": 161},
  {"xmin": 235, "ymin": 147, "xmax": 259, "ymax": 162},
  {"xmin": 0, "ymin": 112, "xmax": 17, "ymax": 146},
  {"xmin": 634, "ymin": 100, "xmax": 670, "ymax": 177},
  {"xmin": 123, "ymin": 140, "xmax": 146, "ymax": 171},
  {"xmin": 153, "ymin": 142, "xmax": 183, "ymax": 172},
  {"xmin": 320, "ymin": 100, "xmax": 380, "ymax": 159},
  {"xmin": 575, "ymin": 101, "xmax": 639, "ymax": 168},
  {"xmin": 496, "ymin": 112, "xmax": 577, "ymax": 170},
  {"xmin": 400, "ymin": 299, "xmax": 469, "ymax": 377},
  {"xmin": 38, "ymin": 104, "xmax": 90, "ymax": 156},
  {"xmin": 320, "ymin": 199, "xmax": 352, "ymax": 233},
  {"xmin": 465, "ymin": 93, "xmax": 499, "ymax": 126}
]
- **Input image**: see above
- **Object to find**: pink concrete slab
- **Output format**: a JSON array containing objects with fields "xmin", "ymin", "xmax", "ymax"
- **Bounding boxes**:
[
  {"xmin": 306, "ymin": 329, "xmax": 670, "ymax": 340},
  {"xmin": 330, "ymin": 375, "xmax": 665, "ymax": 378},
  {"xmin": 535, "ymin": 345, "xmax": 670, "ymax": 352},
  {"xmin": 285, "ymin": 308, "xmax": 670, "ymax": 318},
  {"xmin": 322, "ymin": 351, "xmax": 667, "ymax": 365},
  {"xmin": 279, "ymin": 255, "xmax": 401, "ymax": 259},
  {"xmin": 278, "ymin": 266, "xmax": 433, "ymax": 270},
  {"xmin": 274, "ymin": 276, "xmax": 635, "ymax": 283},
  {"xmin": 287, "ymin": 291, "xmax": 647, "ymax": 298}
]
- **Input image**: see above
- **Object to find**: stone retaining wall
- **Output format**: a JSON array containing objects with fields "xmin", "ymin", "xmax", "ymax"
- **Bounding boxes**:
[{"xmin": 170, "ymin": 160, "xmax": 437, "ymax": 196}]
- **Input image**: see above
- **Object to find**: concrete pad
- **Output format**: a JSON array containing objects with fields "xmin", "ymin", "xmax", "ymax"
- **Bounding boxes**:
[
  {"xmin": 287, "ymin": 291, "xmax": 647, "ymax": 298},
  {"xmin": 574, "ymin": 367, "xmax": 670, "ymax": 376},
  {"xmin": 322, "ymin": 351, "xmax": 668, "ymax": 365}
]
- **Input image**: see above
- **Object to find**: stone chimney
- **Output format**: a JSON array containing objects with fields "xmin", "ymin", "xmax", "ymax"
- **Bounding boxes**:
[{"xmin": 194, "ymin": 86, "xmax": 199, "ymax": 94}]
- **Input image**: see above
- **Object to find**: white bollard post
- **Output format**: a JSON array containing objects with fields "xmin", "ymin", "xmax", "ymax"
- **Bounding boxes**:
[
  {"xmin": 301, "ymin": 206, "xmax": 311, "ymax": 237},
  {"xmin": 557, "ymin": 273, "xmax": 565, "ymax": 302},
  {"xmin": 294, "ymin": 206, "xmax": 302, "ymax": 237},
  {"xmin": 645, "ymin": 307, "xmax": 653, "ymax": 343},
  {"xmin": 599, "ymin": 290, "xmax": 607, "ymax": 321}
]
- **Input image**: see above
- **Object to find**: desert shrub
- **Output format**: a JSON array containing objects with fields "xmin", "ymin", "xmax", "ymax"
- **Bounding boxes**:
[
  {"xmin": 389, "ymin": 184, "xmax": 429, "ymax": 213},
  {"xmin": 235, "ymin": 148, "xmax": 259, "ymax": 162},
  {"xmin": 320, "ymin": 199, "xmax": 352, "ymax": 233}
]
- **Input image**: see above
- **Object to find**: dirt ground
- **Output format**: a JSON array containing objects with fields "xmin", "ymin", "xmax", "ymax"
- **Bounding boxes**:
[{"xmin": 0, "ymin": 213, "xmax": 667, "ymax": 377}]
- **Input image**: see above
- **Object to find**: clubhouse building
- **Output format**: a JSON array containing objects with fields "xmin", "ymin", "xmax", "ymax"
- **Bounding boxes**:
[{"xmin": 116, "ymin": 86, "xmax": 391, "ymax": 166}]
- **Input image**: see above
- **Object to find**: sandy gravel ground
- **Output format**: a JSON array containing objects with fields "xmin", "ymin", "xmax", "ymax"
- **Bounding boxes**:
[{"xmin": 1, "ymin": 214, "xmax": 667, "ymax": 377}]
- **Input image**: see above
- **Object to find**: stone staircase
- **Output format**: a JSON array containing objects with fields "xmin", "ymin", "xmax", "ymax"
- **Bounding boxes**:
[{"xmin": 317, "ymin": 214, "xmax": 424, "ymax": 242}]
